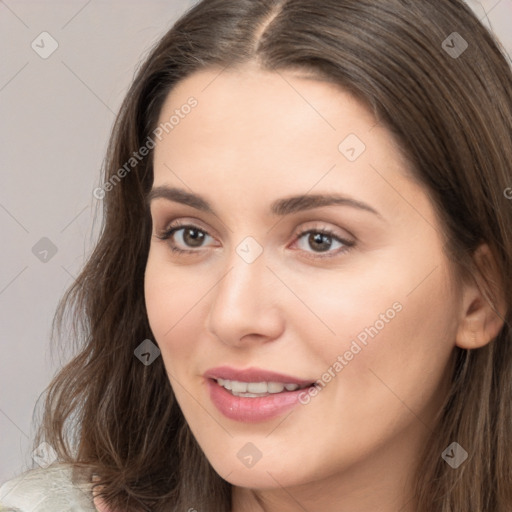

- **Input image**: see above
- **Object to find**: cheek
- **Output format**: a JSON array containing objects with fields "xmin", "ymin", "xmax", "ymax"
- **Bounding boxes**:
[
  {"xmin": 294, "ymin": 251, "xmax": 458, "ymax": 409},
  {"xmin": 324, "ymin": 262, "xmax": 458, "ymax": 427},
  {"xmin": 144, "ymin": 257, "xmax": 200, "ymax": 367},
  {"xmin": 278, "ymin": 259, "xmax": 407, "ymax": 371}
]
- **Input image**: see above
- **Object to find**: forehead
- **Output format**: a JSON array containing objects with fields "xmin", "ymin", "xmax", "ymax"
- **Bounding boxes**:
[
  {"xmin": 160, "ymin": 64, "xmax": 373, "ymax": 112},
  {"xmin": 156, "ymin": 66, "xmax": 376, "ymax": 143},
  {"xmin": 153, "ymin": 66, "xmax": 406, "ymax": 171},
  {"xmin": 150, "ymin": 65, "xmax": 423, "ymax": 226}
]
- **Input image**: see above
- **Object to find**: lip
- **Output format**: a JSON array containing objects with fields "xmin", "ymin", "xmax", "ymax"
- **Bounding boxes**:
[
  {"xmin": 204, "ymin": 366, "xmax": 313, "ymax": 386},
  {"xmin": 204, "ymin": 366, "xmax": 315, "ymax": 423}
]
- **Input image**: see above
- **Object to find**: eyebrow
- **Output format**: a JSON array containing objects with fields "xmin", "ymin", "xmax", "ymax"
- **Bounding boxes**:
[{"xmin": 147, "ymin": 185, "xmax": 384, "ymax": 220}]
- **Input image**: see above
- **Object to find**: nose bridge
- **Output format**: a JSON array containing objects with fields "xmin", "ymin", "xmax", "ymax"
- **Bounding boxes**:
[
  {"xmin": 214, "ymin": 244, "xmax": 269, "ymax": 314},
  {"xmin": 206, "ymin": 239, "xmax": 284, "ymax": 344}
]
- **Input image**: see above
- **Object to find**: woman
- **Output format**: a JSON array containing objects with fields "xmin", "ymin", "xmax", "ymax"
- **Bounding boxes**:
[{"xmin": 1, "ymin": 0, "xmax": 511, "ymax": 510}]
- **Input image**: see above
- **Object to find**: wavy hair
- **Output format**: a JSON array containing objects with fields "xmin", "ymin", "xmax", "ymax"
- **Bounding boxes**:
[{"xmin": 33, "ymin": 0, "xmax": 512, "ymax": 510}]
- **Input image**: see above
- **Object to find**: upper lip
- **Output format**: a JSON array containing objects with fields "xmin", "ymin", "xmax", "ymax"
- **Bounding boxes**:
[{"xmin": 204, "ymin": 366, "xmax": 314, "ymax": 386}]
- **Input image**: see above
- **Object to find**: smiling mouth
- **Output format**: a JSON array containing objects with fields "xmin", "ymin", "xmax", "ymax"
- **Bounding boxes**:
[
  {"xmin": 206, "ymin": 368, "xmax": 316, "ymax": 421},
  {"xmin": 214, "ymin": 378, "xmax": 313, "ymax": 397}
]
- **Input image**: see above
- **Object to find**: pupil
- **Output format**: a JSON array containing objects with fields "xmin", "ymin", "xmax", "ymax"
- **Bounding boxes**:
[
  {"xmin": 310, "ymin": 233, "xmax": 331, "ymax": 252},
  {"xmin": 184, "ymin": 228, "xmax": 205, "ymax": 247}
]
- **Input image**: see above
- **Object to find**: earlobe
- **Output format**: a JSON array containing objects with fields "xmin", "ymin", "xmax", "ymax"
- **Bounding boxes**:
[
  {"xmin": 456, "ymin": 308, "xmax": 504, "ymax": 349},
  {"xmin": 456, "ymin": 310, "xmax": 489, "ymax": 349},
  {"xmin": 455, "ymin": 244, "xmax": 506, "ymax": 350}
]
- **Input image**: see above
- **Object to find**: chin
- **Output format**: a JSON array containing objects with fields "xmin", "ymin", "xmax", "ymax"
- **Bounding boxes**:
[
  {"xmin": 222, "ymin": 469, "xmax": 290, "ymax": 489},
  {"xmin": 208, "ymin": 456, "xmax": 305, "ymax": 490}
]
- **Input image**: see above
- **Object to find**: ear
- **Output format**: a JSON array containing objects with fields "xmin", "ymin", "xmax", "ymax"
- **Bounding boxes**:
[{"xmin": 455, "ymin": 243, "xmax": 507, "ymax": 349}]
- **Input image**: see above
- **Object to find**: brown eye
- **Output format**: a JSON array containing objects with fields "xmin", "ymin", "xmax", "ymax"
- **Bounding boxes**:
[
  {"xmin": 293, "ymin": 228, "xmax": 355, "ymax": 259},
  {"xmin": 306, "ymin": 232, "xmax": 335, "ymax": 252},
  {"xmin": 180, "ymin": 227, "xmax": 206, "ymax": 247},
  {"xmin": 156, "ymin": 223, "xmax": 214, "ymax": 253}
]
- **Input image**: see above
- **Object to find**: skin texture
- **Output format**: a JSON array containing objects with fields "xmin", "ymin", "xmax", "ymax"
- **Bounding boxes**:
[
  {"xmin": 92, "ymin": 476, "xmax": 112, "ymax": 512},
  {"xmin": 144, "ymin": 64, "xmax": 503, "ymax": 512}
]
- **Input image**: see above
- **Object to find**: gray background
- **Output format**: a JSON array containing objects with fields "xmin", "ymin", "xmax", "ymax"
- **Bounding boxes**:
[{"xmin": 0, "ymin": 0, "xmax": 511, "ymax": 483}]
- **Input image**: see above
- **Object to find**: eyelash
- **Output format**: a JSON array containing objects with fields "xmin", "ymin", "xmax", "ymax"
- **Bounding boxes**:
[{"xmin": 155, "ymin": 220, "xmax": 355, "ymax": 260}]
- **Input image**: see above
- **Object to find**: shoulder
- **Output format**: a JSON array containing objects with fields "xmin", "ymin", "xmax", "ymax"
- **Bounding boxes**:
[{"xmin": 0, "ymin": 463, "xmax": 97, "ymax": 512}]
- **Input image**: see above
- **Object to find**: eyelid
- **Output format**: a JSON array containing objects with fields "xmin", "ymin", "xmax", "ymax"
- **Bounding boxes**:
[
  {"xmin": 156, "ymin": 217, "xmax": 218, "ymax": 241},
  {"xmin": 291, "ymin": 221, "xmax": 354, "ymax": 243},
  {"xmin": 290, "ymin": 225, "xmax": 355, "ymax": 259},
  {"xmin": 155, "ymin": 218, "xmax": 355, "ymax": 258},
  {"xmin": 155, "ymin": 220, "xmax": 218, "ymax": 250}
]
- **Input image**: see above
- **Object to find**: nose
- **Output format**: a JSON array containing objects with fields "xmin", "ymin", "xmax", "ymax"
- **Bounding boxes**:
[{"xmin": 205, "ymin": 249, "xmax": 285, "ymax": 348}]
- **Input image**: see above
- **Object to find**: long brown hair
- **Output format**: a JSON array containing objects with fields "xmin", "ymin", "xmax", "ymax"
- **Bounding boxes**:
[{"xmin": 33, "ymin": 0, "xmax": 512, "ymax": 510}]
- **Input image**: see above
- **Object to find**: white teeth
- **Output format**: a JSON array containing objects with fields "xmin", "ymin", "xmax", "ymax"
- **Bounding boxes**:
[
  {"xmin": 231, "ymin": 381, "xmax": 248, "ymax": 393},
  {"xmin": 267, "ymin": 382, "xmax": 285, "ymax": 393},
  {"xmin": 247, "ymin": 382, "xmax": 268, "ymax": 393},
  {"xmin": 215, "ymin": 379, "xmax": 306, "ymax": 395}
]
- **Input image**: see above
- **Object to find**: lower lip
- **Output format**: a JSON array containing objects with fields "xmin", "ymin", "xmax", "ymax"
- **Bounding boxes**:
[{"xmin": 207, "ymin": 379, "xmax": 308, "ymax": 422}]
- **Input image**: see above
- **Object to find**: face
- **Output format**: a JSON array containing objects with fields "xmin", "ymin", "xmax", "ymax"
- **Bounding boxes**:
[{"xmin": 144, "ymin": 64, "xmax": 461, "ymax": 494}]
